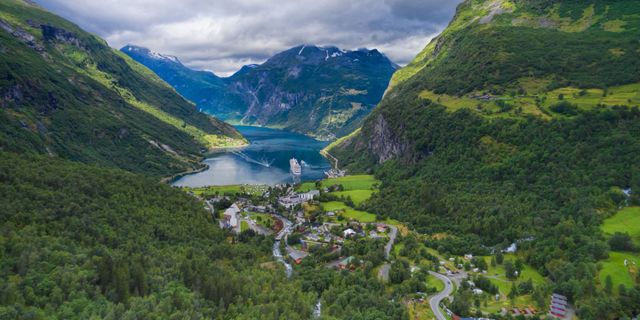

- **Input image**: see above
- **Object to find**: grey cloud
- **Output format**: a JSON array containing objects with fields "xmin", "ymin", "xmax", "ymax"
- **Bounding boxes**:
[{"xmin": 35, "ymin": 0, "xmax": 462, "ymax": 76}]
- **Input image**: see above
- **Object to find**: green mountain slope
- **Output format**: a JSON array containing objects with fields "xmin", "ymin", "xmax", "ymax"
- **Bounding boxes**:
[
  {"xmin": 329, "ymin": 0, "xmax": 640, "ymax": 318},
  {"xmin": 0, "ymin": 0, "xmax": 245, "ymax": 177},
  {"xmin": 389, "ymin": 0, "xmax": 640, "ymax": 118},
  {"xmin": 0, "ymin": 152, "xmax": 316, "ymax": 319}
]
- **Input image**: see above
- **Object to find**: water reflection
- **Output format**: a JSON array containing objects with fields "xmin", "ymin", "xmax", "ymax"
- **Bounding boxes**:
[{"xmin": 172, "ymin": 126, "xmax": 331, "ymax": 187}]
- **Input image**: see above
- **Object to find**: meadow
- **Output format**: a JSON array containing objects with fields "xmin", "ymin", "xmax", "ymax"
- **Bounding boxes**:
[{"xmin": 602, "ymin": 207, "xmax": 640, "ymax": 245}]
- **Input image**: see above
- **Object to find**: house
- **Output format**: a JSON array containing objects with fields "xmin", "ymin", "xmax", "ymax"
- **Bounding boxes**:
[
  {"xmin": 338, "ymin": 256, "xmax": 355, "ymax": 270},
  {"xmin": 278, "ymin": 195, "xmax": 302, "ymax": 208},
  {"xmin": 464, "ymin": 254, "xmax": 473, "ymax": 260},
  {"xmin": 223, "ymin": 203, "xmax": 241, "ymax": 228},
  {"xmin": 472, "ymin": 288, "xmax": 484, "ymax": 295},
  {"xmin": 300, "ymin": 190, "xmax": 320, "ymax": 201},
  {"xmin": 343, "ymin": 228, "xmax": 357, "ymax": 238},
  {"xmin": 376, "ymin": 224, "xmax": 387, "ymax": 233},
  {"xmin": 326, "ymin": 211, "xmax": 335, "ymax": 217},
  {"xmin": 287, "ymin": 247, "xmax": 308, "ymax": 264}
]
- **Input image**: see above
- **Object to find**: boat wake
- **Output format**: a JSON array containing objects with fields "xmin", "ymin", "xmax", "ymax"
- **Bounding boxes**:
[{"xmin": 232, "ymin": 150, "xmax": 274, "ymax": 167}]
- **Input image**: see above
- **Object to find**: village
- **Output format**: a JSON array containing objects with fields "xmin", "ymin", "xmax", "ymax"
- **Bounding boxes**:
[
  {"xmin": 212, "ymin": 184, "xmax": 396, "ymax": 271},
  {"xmin": 189, "ymin": 176, "xmax": 576, "ymax": 320}
]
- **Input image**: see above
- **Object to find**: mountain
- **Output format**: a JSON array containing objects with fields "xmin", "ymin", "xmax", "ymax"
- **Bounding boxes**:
[
  {"xmin": 0, "ymin": 0, "xmax": 246, "ymax": 177},
  {"xmin": 121, "ymin": 45, "xmax": 238, "ymax": 118},
  {"xmin": 122, "ymin": 44, "xmax": 398, "ymax": 140},
  {"xmin": 328, "ymin": 0, "xmax": 640, "ymax": 317}
]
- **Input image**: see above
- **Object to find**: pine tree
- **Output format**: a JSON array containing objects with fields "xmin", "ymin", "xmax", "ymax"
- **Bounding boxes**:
[{"xmin": 605, "ymin": 275, "xmax": 613, "ymax": 294}]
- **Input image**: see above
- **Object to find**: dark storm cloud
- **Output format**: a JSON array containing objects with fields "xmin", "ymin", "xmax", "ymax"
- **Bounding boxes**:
[{"xmin": 35, "ymin": 0, "xmax": 462, "ymax": 76}]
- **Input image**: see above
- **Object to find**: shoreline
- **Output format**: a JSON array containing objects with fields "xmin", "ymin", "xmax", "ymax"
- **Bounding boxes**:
[{"xmin": 160, "ymin": 162, "xmax": 210, "ymax": 184}]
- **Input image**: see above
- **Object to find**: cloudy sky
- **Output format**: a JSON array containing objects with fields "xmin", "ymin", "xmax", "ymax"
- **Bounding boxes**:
[{"xmin": 35, "ymin": 0, "xmax": 462, "ymax": 76}]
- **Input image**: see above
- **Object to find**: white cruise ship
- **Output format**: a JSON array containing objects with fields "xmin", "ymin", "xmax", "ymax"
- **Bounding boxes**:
[{"xmin": 290, "ymin": 158, "xmax": 302, "ymax": 175}]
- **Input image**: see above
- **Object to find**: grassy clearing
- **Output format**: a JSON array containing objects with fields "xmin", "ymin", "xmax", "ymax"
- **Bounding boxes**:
[
  {"xmin": 599, "ymin": 251, "xmax": 639, "ymax": 293},
  {"xmin": 331, "ymin": 190, "xmax": 374, "ymax": 206},
  {"xmin": 427, "ymin": 274, "xmax": 445, "ymax": 292},
  {"xmin": 322, "ymin": 201, "xmax": 377, "ymax": 223},
  {"xmin": 321, "ymin": 201, "xmax": 399, "ymax": 225},
  {"xmin": 417, "ymin": 82, "xmax": 640, "ymax": 119},
  {"xmin": 602, "ymin": 207, "xmax": 640, "ymax": 245},
  {"xmin": 297, "ymin": 175, "xmax": 379, "ymax": 192},
  {"xmin": 325, "ymin": 175, "xmax": 379, "ymax": 191}
]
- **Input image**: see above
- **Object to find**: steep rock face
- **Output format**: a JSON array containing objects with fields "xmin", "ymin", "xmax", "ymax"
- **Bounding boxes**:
[
  {"xmin": 368, "ymin": 114, "xmax": 407, "ymax": 164},
  {"xmin": 123, "ymin": 44, "xmax": 398, "ymax": 140}
]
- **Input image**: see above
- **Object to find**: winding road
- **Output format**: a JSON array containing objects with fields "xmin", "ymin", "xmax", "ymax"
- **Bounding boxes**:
[
  {"xmin": 428, "ymin": 271, "xmax": 454, "ymax": 320},
  {"xmin": 377, "ymin": 224, "xmax": 398, "ymax": 282}
]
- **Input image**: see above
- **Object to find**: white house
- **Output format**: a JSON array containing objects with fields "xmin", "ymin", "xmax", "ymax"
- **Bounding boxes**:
[
  {"xmin": 300, "ymin": 190, "xmax": 320, "ymax": 201},
  {"xmin": 343, "ymin": 228, "xmax": 357, "ymax": 238},
  {"xmin": 224, "ymin": 203, "xmax": 241, "ymax": 228}
]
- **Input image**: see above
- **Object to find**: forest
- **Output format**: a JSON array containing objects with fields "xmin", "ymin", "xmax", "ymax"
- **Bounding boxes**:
[
  {"xmin": 0, "ymin": 152, "xmax": 413, "ymax": 319},
  {"xmin": 333, "ymin": 94, "xmax": 640, "ymax": 318}
]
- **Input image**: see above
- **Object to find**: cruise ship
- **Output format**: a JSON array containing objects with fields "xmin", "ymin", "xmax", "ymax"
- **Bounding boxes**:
[{"xmin": 290, "ymin": 158, "xmax": 302, "ymax": 175}]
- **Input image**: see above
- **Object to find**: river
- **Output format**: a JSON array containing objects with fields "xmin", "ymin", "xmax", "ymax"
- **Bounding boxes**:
[{"xmin": 172, "ymin": 126, "xmax": 332, "ymax": 187}]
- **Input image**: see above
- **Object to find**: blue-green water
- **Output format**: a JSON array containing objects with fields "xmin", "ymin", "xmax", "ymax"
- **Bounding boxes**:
[{"xmin": 172, "ymin": 126, "xmax": 332, "ymax": 187}]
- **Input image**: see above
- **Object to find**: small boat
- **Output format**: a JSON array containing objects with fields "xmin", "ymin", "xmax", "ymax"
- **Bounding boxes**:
[{"xmin": 290, "ymin": 158, "xmax": 302, "ymax": 175}]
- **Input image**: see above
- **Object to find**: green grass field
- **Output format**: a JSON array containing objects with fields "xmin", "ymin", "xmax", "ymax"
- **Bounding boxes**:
[
  {"xmin": 602, "ymin": 207, "xmax": 640, "ymax": 245},
  {"xmin": 321, "ymin": 201, "xmax": 399, "ymax": 225},
  {"xmin": 599, "ymin": 251, "xmax": 639, "ymax": 293},
  {"xmin": 331, "ymin": 190, "xmax": 374, "ymax": 206},
  {"xmin": 321, "ymin": 201, "xmax": 377, "ymax": 222},
  {"xmin": 298, "ymin": 175, "xmax": 379, "ymax": 192},
  {"xmin": 418, "ymin": 82, "xmax": 640, "ymax": 119},
  {"xmin": 427, "ymin": 274, "xmax": 445, "ymax": 293}
]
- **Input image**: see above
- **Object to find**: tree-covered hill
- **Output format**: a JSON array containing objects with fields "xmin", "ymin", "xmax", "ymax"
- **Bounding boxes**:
[
  {"xmin": 0, "ymin": 152, "xmax": 319, "ymax": 319},
  {"xmin": 0, "ymin": 0, "xmax": 246, "ymax": 177},
  {"xmin": 329, "ymin": 0, "xmax": 640, "ymax": 318}
]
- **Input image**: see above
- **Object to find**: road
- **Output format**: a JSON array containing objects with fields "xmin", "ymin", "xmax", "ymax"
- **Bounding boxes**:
[
  {"xmin": 384, "ymin": 225, "xmax": 398, "ymax": 259},
  {"xmin": 428, "ymin": 271, "xmax": 454, "ymax": 320},
  {"xmin": 378, "ymin": 263, "xmax": 390, "ymax": 282}
]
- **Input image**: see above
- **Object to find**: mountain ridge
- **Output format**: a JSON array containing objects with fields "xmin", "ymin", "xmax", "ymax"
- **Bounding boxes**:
[
  {"xmin": 122, "ymin": 43, "xmax": 399, "ymax": 140},
  {"xmin": 0, "ymin": 0, "xmax": 245, "ymax": 177}
]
